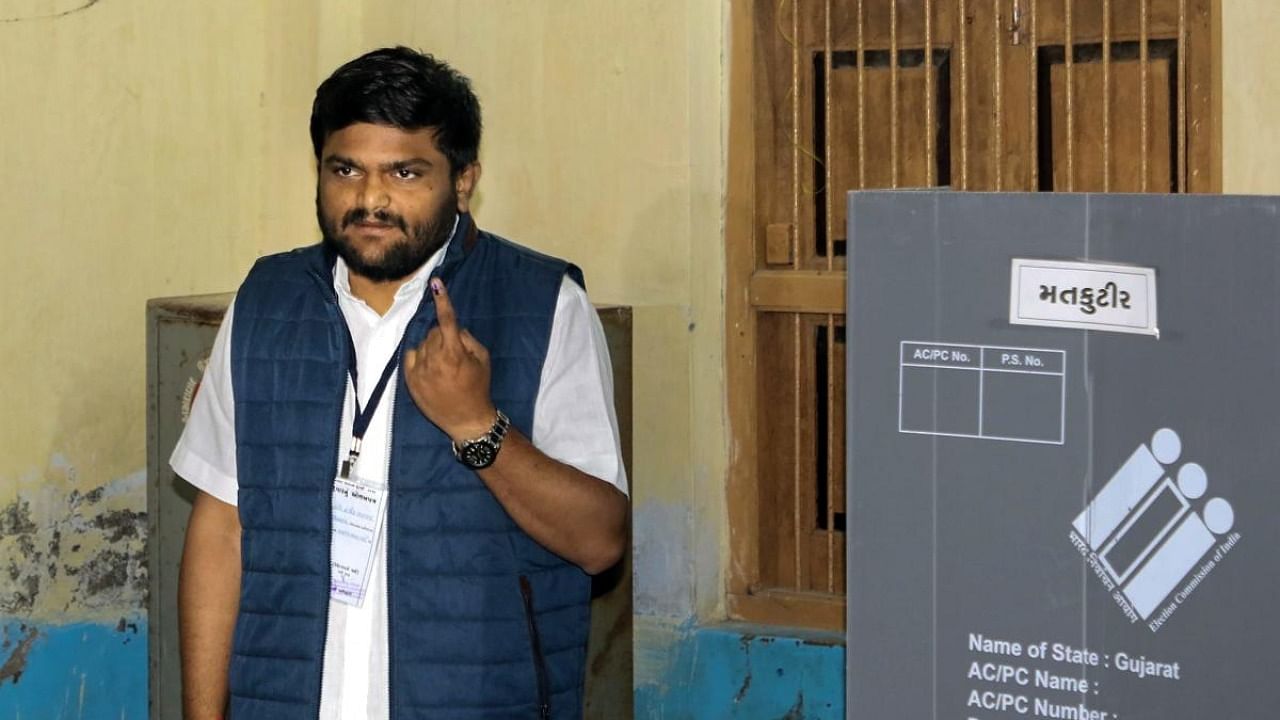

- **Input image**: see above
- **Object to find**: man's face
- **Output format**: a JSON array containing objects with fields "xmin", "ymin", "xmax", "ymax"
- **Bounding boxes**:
[{"xmin": 317, "ymin": 122, "xmax": 474, "ymax": 282}]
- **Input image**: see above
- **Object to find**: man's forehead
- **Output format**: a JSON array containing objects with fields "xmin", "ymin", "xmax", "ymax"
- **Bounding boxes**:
[{"xmin": 322, "ymin": 122, "xmax": 443, "ymax": 160}]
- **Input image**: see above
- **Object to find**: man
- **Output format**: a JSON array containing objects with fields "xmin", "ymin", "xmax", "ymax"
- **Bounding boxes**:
[{"xmin": 173, "ymin": 47, "xmax": 628, "ymax": 720}]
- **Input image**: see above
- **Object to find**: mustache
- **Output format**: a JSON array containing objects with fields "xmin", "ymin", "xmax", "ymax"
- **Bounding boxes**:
[{"xmin": 342, "ymin": 207, "xmax": 407, "ymax": 232}]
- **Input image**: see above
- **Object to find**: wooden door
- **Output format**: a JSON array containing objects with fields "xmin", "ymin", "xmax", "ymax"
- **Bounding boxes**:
[{"xmin": 728, "ymin": 0, "xmax": 1218, "ymax": 630}]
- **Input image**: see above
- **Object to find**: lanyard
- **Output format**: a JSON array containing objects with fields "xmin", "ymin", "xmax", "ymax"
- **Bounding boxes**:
[{"xmin": 338, "ymin": 323, "xmax": 403, "ymax": 479}]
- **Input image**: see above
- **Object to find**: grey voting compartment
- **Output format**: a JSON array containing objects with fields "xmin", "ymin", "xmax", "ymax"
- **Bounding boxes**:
[{"xmin": 846, "ymin": 191, "xmax": 1280, "ymax": 719}]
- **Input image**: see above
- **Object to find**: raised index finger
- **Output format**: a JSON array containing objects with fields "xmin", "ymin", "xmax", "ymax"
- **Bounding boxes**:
[{"xmin": 430, "ymin": 277, "xmax": 461, "ymax": 344}]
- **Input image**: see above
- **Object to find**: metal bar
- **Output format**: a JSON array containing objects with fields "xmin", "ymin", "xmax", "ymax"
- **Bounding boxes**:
[
  {"xmin": 857, "ymin": 0, "xmax": 867, "ymax": 189},
  {"xmin": 993, "ymin": 0, "xmax": 1003, "ymax": 190},
  {"xmin": 1140, "ymin": 0, "xmax": 1150, "ymax": 192},
  {"xmin": 824, "ymin": 0, "xmax": 836, "ymax": 596},
  {"xmin": 1029, "ymin": 0, "xmax": 1038, "ymax": 190},
  {"xmin": 891, "ymin": 0, "xmax": 900, "ymax": 187},
  {"xmin": 790, "ymin": 0, "xmax": 802, "ymax": 590},
  {"xmin": 790, "ymin": 0, "xmax": 800, "ymax": 269},
  {"xmin": 1177, "ymin": 0, "xmax": 1187, "ymax": 192},
  {"xmin": 925, "ymin": 0, "xmax": 935, "ymax": 186},
  {"xmin": 1103, "ymin": 0, "xmax": 1112, "ymax": 191},
  {"xmin": 825, "ymin": 316, "xmax": 836, "ymax": 593},
  {"xmin": 1064, "ymin": 0, "xmax": 1075, "ymax": 192},
  {"xmin": 792, "ymin": 314, "xmax": 802, "ymax": 589},
  {"xmin": 959, "ymin": 0, "xmax": 969, "ymax": 189},
  {"xmin": 825, "ymin": 0, "xmax": 833, "ymax": 267}
]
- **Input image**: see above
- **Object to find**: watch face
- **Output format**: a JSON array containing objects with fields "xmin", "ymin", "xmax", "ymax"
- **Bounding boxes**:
[{"xmin": 462, "ymin": 440, "xmax": 497, "ymax": 469}]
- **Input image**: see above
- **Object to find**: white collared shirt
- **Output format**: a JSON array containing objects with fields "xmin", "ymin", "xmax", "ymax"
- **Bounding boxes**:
[{"xmin": 171, "ymin": 238, "xmax": 627, "ymax": 719}]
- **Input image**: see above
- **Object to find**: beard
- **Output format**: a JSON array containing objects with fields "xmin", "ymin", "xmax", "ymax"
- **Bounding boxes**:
[{"xmin": 318, "ymin": 188, "xmax": 457, "ymax": 282}]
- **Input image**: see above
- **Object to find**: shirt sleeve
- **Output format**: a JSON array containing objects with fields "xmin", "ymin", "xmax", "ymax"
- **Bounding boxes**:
[
  {"xmin": 530, "ymin": 277, "xmax": 629, "ymax": 496},
  {"xmin": 169, "ymin": 298, "xmax": 240, "ymax": 506}
]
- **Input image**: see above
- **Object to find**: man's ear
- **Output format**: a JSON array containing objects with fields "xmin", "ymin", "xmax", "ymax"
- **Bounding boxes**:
[{"xmin": 455, "ymin": 162, "xmax": 482, "ymax": 212}]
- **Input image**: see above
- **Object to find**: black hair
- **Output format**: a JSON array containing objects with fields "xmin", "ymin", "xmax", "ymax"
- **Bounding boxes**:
[{"xmin": 310, "ymin": 46, "xmax": 482, "ymax": 175}]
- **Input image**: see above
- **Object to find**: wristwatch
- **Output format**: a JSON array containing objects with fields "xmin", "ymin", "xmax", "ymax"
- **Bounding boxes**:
[{"xmin": 452, "ymin": 410, "xmax": 510, "ymax": 469}]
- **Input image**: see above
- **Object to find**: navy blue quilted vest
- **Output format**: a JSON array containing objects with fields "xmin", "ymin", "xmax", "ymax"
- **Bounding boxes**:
[{"xmin": 227, "ymin": 214, "xmax": 591, "ymax": 719}]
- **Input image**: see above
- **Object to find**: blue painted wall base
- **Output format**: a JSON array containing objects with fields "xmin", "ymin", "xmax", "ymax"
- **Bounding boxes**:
[
  {"xmin": 635, "ymin": 618, "xmax": 845, "ymax": 719},
  {"xmin": 0, "ymin": 620, "xmax": 147, "ymax": 720}
]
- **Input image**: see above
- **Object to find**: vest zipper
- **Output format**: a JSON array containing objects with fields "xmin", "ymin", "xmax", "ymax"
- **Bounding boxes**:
[
  {"xmin": 518, "ymin": 575, "xmax": 552, "ymax": 719},
  {"xmin": 383, "ymin": 386, "xmax": 396, "ymax": 720},
  {"xmin": 318, "ymin": 372, "xmax": 350, "ymax": 719},
  {"xmin": 315, "ymin": 262, "xmax": 346, "ymax": 720}
]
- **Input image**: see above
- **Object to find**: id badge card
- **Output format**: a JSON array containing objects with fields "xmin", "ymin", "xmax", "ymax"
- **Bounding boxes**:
[{"xmin": 330, "ymin": 473, "xmax": 387, "ymax": 607}]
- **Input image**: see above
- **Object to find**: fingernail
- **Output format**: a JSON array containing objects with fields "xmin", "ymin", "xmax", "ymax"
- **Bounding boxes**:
[{"xmin": 430, "ymin": 279, "xmax": 441, "ymax": 295}]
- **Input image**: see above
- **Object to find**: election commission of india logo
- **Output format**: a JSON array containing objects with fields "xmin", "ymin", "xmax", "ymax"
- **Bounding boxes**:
[{"xmin": 1068, "ymin": 429, "xmax": 1242, "ymax": 632}]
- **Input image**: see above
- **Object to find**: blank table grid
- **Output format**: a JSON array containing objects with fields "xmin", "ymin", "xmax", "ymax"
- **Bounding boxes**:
[{"xmin": 899, "ymin": 341, "xmax": 1066, "ymax": 445}]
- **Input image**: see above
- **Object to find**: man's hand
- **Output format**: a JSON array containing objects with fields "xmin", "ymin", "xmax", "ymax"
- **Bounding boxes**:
[
  {"xmin": 401, "ymin": 276, "xmax": 627, "ymax": 574},
  {"xmin": 403, "ymin": 278, "xmax": 497, "ymax": 441}
]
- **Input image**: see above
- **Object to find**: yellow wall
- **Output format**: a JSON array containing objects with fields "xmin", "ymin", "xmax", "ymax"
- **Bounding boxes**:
[
  {"xmin": 0, "ymin": 0, "xmax": 320, "ymax": 622},
  {"xmin": 1221, "ymin": 1, "xmax": 1280, "ymax": 194}
]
